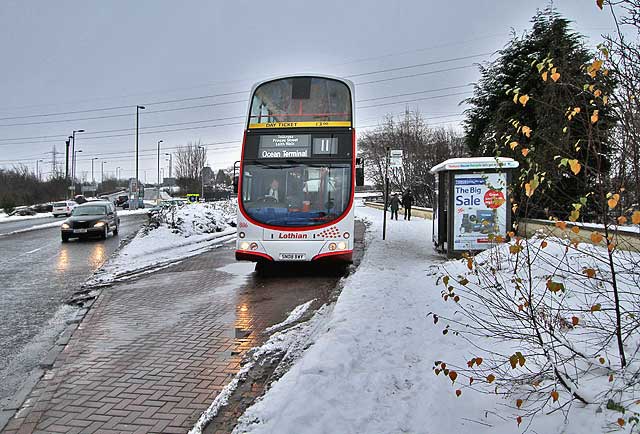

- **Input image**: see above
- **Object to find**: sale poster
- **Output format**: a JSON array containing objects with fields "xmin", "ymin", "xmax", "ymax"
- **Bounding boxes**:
[{"xmin": 452, "ymin": 172, "xmax": 508, "ymax": 251}]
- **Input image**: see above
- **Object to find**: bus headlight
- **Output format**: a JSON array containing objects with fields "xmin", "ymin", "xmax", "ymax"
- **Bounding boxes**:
[
  {"xmin": 337, "ymin": 242, "xmax": 347, "ymax": 250},
  {"xmin": 250, "ymin": 242, "xmax": 258, "ymax": 250},
  {"xmin": 240, "ymin": 241, "xmax": 250, "ymax": 250},
  {"xmin": 343, "ymin": 232, "xmax": 350, "ymax": 239},
  {"xmin": 328, "ymin": 243, "xmax": 337, "ymax": 251},
  {"xmin": 239, "ymin": 232, "xmax": 246, "ymax": 238}
]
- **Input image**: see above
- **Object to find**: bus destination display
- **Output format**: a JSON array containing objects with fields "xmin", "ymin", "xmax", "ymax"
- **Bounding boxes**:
[{"xmin": 258, "ymin": 135, "xmax": 311, "ymax": 159}]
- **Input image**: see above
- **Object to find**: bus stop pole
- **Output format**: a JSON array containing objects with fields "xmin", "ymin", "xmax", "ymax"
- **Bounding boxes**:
[{"xmin": 383, "ymin": 146, "xmax": 389, "ymax": 240}]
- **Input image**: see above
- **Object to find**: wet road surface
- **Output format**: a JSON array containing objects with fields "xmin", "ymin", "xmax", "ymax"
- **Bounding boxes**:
[
  {"xmin": 2, "ymin": 222, "xmax": 365, "ymax": 434},
  {"xmin": 0, "ymin": 214, "xmax": 147, "ymax": 405}
]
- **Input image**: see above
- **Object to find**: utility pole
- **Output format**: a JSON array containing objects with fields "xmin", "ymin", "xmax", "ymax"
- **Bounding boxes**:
[
  {"xmin": 157, "ymin": 140, "xmax": 163, "ymax": 204},
  {"xmin": 165, "ymin": 153, "xmax": 172, "ymax": 178},
  {"xmin": 134, "ymin": 105, "xmax": 145, "ymax": 210},
  {"xmin": 383, "ymin": 146, "xmax": 390, "ymax": 241}
]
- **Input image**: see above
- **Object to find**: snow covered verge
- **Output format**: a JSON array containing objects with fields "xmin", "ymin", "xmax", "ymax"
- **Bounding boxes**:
[
  {"xmin": 87, "ymin": 201, "xmax": 237, "ymax": 286},
  {"xmin": 226, "ymin": 205, "xmax": 639, "ymax": 434},
  {"xmin": 0, "ymin": 212, "xmax": 54, "ymax": 223}
]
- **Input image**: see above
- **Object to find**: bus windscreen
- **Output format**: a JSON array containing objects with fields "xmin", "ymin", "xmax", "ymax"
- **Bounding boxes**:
[{"xmin": 248, "ymin": 77, "xmax": 352, "ymax": 129}]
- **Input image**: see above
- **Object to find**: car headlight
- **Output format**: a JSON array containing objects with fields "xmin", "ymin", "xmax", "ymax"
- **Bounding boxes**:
[
  {"xmin": 61, "ymin": 223, "xmax": 70, "ymax": 229},
  {"xmin": 94, "ymin": 221, "xmax": 106, "ymax": 228}
]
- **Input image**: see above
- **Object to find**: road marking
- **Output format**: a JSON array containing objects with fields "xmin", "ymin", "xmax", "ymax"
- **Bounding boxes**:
[{"xmin": 24, "ymin": 247, "xmax": 43, "ymax": 254}]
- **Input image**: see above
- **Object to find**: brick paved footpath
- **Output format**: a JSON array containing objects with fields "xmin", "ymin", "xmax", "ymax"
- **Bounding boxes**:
[{"xmin": 3, "ymin": 243, "xmax": 338, "ymax": 434}]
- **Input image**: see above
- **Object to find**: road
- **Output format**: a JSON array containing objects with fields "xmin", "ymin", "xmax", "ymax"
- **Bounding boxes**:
[{"xmin": 0, "ymin": 213, "xmax": 147, "ymax": 406}]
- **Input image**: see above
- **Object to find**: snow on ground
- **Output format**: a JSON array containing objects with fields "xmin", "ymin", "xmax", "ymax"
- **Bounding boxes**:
[
  {"xmin": 0, "ymin": 221, "xmax": 63, "ymax": 237},
  {"xmin": 230, "ymin": 205, "xmax": 621, "ymax": 434},
  {"xmin": 0, "ymin": 212, "xmax": 54, "ymax": 223},
  {"xmin": 88, "ymin": 201, "xmax": 237, "ymax": 285}
]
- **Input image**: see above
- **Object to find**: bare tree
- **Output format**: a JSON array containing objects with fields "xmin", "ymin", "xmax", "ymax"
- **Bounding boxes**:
[
  {"xmin": 358, "ymin": 109, "xmax": 467, "ymax": 206},
  {"xmin": 174, "ymin": 141, "xmax": 207, "ymax": 193}
]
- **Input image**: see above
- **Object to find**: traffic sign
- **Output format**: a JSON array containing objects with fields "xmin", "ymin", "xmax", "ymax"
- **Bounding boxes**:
[{"xmin": 389, "ymin": 149, "xmax": 403, "ymax": 168}]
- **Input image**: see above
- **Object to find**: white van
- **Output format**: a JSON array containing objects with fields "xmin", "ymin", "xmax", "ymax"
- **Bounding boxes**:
[{"xmin": 52, "ymin": 201, "xmax": 77, "ymax": 217}]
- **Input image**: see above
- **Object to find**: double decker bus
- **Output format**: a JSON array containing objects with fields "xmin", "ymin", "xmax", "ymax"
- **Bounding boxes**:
[{"xmin": 235, "ymin": 75, "xmax": 359, "ymax": 264}]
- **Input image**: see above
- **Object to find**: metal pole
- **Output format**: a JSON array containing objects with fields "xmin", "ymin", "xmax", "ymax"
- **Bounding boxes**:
[
  {"xmin": 198, "ymin": 146, "xmax": 205, "ymax": 201},
  {"xmin": 101, "ymin": 161, "xmax": 106, "ymax": 184},
  {"xmin": 135, "ymin": 105, "xmax": 145, "ymax": 210},
  {"xmin": 383, "ymin": 146, "xmax": 390, "ymax": 240},
  {"xmin": 71, "ymin": 131, "xmax": 76, "ymax": 181},
  {"xmin": 65, "ymin": 138, "xmax": 70, "ymax": 180},
  {"xmin": 157, "ymin": 140, "xmax": 163, "ymax": 204},
  {"xmin": 91, "ymin": 158, "xmax": 95, "ymax": 184},
  {"xmin": 36, "ymin": 159, "xmax": 40, "ymax": 180},
  {"xmin": 165, "ymin": 153, "xmax": 172, "ymax": 178}
]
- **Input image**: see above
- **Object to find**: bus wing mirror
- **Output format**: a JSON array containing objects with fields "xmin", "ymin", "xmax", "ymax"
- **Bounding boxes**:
[
  {"xmin": 356, "ymin": 158, "xmax": 365, "ymax": 187},
  {"xmin": 233, "ymin": 160, "xmax": 240, "ymax": 194}
]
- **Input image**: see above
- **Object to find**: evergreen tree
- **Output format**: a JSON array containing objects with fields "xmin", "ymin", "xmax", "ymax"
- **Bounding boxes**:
[{"xmin": 463, "ymin": 7, "xmax": 615, "ymax": 217}]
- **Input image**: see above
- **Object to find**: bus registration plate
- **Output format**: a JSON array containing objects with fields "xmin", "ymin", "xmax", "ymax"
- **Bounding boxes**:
[{"xmin": 279, "ymin": 253, "xmax": 306, "ymax": 261}]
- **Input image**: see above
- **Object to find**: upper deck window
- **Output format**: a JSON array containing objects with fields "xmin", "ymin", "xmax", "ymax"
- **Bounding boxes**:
[{"xmin": 248, "ymin": 77, "xmax": 352, "ymax": 128}]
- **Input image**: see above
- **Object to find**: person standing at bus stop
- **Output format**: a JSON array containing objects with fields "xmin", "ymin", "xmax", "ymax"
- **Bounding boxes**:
[
  {"xmin": 402, "ymin": 189, "xmax": 414, "ymax": 221},
  {"xmin": 390, "ymin": 193, "xmax": 400, "ymax": 220}
]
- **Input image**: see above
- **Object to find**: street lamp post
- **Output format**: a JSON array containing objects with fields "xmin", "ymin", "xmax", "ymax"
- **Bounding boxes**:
[
  {"xmin": 73, "ymin": 150, "xmax": 83, "ymax": 195},
  {"xmin": 65, "ymin": 138, "xmax": 71, "ymax": 180},
  {"xmin": 116, "ymin": 166, "xmax": 121, "ymax": 180},
  {"xmin": 71, "ymin": 129, "xmax": 85, "ymax": 183},
  {"xmin": 36, "ymin": 159, "xmax": 43, "ymax": 181},
  {"xmin": 198, "ymin": 145, "xmax": 206, "ymax": 201},
  {"xmin": 91, "ymin": 157, "xmax": 98, "ymax": 184},
  {"xmin": 157, "ymin": 140, "xmax": 163, "ymax": 204},
  {"xmin": 164, "ymin": 153, "xmax": 172, "ymax": 178},
  {"xmin": 101, "ymin": 161, "xmax": 107, "ymax": 185},
  {"xmin": 134, "ymin": 105, "xmax": 145, "ymax": 210}
]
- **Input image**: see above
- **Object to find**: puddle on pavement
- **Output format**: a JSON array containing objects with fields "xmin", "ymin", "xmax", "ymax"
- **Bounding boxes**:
[{"xmin": 217, "ymin": 262, "xmax": 256, "ymax": 276}]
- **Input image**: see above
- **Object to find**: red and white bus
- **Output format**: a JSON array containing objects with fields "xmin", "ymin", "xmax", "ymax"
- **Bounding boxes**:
[{"xmin": 235, "ymin": 75, "xmax": 360, "ymax": 265}]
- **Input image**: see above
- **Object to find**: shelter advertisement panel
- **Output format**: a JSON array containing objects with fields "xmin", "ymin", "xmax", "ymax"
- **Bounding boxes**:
[{"xmin": 452, "ymin": 172, "xmax": 507, "ymax": 251}]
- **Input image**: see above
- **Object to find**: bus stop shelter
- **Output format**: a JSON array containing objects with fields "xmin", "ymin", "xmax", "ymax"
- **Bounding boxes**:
[{"xmin": 430, "ymin": 157, "xmax": 519, "ymax": 257}]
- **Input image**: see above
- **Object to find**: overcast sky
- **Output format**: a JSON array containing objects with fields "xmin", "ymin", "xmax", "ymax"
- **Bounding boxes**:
[{"xmin": 0, "ymin": 0, "xmax": 617, "ymax": 183}]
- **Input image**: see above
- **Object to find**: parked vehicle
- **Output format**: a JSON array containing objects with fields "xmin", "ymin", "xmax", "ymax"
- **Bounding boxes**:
[
  {"xmin": 29, "ymin": 202, "xmax": 53, "ymax": 213},
  {"xmin": 74, "ymin": 195, "xmax": 88, "ymax": 204},
  {"xmin": 114, "ymin": 195, "xmax": 128, "ymax": 207},
  {"xmin": 61, "ymin": 201, "xmax": 119, "ymax": 242},
  {"xmin": 52, "ymin": 201, "xmax": 77, "ymax": 217},
  {"xmin": 8, "ymin": 207, "xmax": 36, "ymax": 216},
  {"xmin": 121, "ymin": 198, "xmax": 145, "ymax": 209}
]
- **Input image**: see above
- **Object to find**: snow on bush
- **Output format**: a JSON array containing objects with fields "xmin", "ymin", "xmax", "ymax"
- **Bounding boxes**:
[
  {"xmin": 88, "ymin": 201, "xmax": 237, "ymax": 286},
  {"xmin": 433, "ymin": 233, "xmax": 640, "ymax": 431},
  {"xmin": 147, "ymin": 200, "xmax": 236, "ymax": 236}
]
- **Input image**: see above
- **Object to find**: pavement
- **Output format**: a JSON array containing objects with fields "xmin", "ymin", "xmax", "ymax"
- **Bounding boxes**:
[
  {"xmin": 2, "ymin": 223, "xmax": 364, "ymax": 434},
  {"xmin": 0, "ymin": 214, "xmax": 148, "ymax": 411}
]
